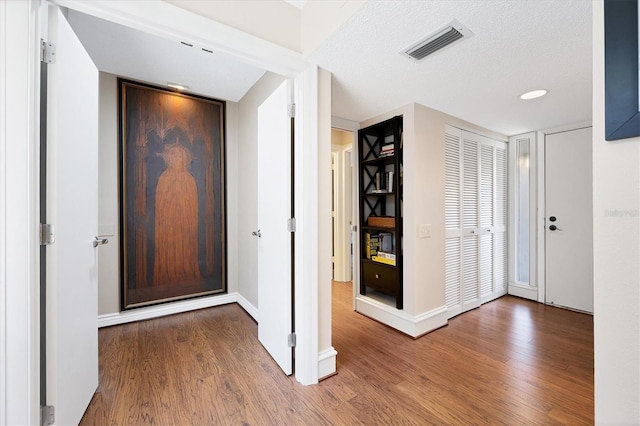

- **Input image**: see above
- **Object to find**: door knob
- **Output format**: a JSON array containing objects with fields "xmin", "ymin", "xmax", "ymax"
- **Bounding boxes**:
[
  {"xmin": 252, "ymin": 229, "xmax": 262, "ymax": 238},
  {"xmin": 549, "ymin": 225, "xmax": 563, "ymax": 231},
  {"xmin": 93, "ymin": 236, "xmax": 108, "ymax": 247}
]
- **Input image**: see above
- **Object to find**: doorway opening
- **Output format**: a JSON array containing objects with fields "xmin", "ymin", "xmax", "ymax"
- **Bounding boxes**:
[{"xmin": 330, "ymin": 128, "xmax": 355, "ymax": 303}]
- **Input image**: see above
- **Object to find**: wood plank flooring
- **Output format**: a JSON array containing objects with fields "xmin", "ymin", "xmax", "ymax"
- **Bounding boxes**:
[{"xmin": 80, "ymin": 282, "xmax": 593, "ymax": 425}]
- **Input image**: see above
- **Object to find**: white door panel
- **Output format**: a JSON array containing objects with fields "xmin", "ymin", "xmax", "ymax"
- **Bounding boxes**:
[
  {"xmin": 45, "ymin": 6, "xmax": 99, "ymax": 425},
  {"xmin": 444, "ymin": 126, "xmax": 507, "ymax": 319},
  {"xmin": 545, "ymin": 127, "xmax": 593, "ymax": 313},
  {"xmin": 257, "ymin": 80, "xmax": 292, "ymax": 375}
]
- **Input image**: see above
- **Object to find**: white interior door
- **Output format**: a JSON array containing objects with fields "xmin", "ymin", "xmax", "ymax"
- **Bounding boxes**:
[
  {"xmin": 45, "ymin": 6, "xmax": 99, "ymax": 424},
  {"xmin": 257, "ymin": 80, "xmax": 293, "ymax": 375},
  {"xmin": 545, "ymin": 127, "xmax": 593, "ymax": 313}
]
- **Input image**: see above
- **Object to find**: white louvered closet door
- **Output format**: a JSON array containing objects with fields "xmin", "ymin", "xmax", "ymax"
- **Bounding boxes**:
[
  {"xmin": 462, "ymin": 135, "xmax": 480, "ymax": 312},
  {"xmin": 444, "ymin": 125, "xmax": 508, "ymax": 319},
  {"xmin": 445, "ymin": 131, "xmax": 462, "ymax": 317},
  {"xmin": 493, "ymin": 144, "xmax": 508, "ymax": 297},
  {"xmin": 478, "ymin": 142, "xmax": 494, "ymax": 302}
]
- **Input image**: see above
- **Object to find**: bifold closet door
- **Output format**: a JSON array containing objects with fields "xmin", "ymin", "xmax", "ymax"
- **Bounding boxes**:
[{"xmin": 444, "ymin": 125, "xmax": 507, "ymax": 319}]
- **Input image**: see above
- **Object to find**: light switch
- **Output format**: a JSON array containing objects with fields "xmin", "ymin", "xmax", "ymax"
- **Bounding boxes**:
[{"xmin": 419, "ymin": 224, "xmax": 431, "ymax": 238}]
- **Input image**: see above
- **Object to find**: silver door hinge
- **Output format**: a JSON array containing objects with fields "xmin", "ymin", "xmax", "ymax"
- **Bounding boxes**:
[
  {"xmin": 41, "ymin": 40, "xmax": 56, "ymax": 64},
  {"xmin": 41, "ymin": 405, "xmax": 55, "ymax": 426},
  {"xmin": 287, "ymin": 218, "xmax": 296, "ymax": 232},
  {"xmin": 287, "ymin": 103, "xmax": 296, "ymax": 118},
  {"xmin": 40, "ymin": 223, "xmax": 55, "ymax": 245},
  {"xmin": 288, "ymin": 333, "xmax": 296, "ymax": 348}
]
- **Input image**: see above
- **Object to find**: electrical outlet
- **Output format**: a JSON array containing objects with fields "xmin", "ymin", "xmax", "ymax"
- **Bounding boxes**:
[{"xmin": 419, "ymin": 224, "xmax": 431, "ymax": 238}]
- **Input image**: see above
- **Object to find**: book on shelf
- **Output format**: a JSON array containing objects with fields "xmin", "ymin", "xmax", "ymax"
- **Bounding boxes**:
[
  {"xmin": 376, "ymin": 251, "xmax": 396, "ymax": 261},
  {"xmin": 379, "ymin": 144, "xmax": 394, "ymax": 157},
  {"xmin": 373, "ymin": 171, "xmax": 394, "ymax": 192},
  {"xmin": 365, "ymin": 233, "xmax": 370, "ymax": 258},
  {"xmin": 371, "ymin": 255, "xmax": 396, "ymax": 266},
  {"xmin": 366, "ymin": 233, "xmax": 380, "ymax": 259},
  {"xmin": 379, "ymin": 233, "xmax": 393, "ymax": 252}
]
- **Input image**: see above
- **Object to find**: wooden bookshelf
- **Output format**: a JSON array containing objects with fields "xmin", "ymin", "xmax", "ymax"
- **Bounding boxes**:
[{"xmin": 358, "ymin": 116, "xmax": 403, "ymax": 309}]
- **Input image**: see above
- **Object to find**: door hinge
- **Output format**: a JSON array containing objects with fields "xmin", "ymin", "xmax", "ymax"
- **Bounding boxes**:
[
  {"xmin": 287, "ymin": 103, "xmax": 296, "ymax": 118},
  {"xmin": 288, "ymin": 333, "xmax": 296, "ymax": 348},
  {"xmin": 40, "ymin": 223, "xmax": 55, "ymax": 245},
  {"xmin": 287, "ymin": 218, "xmax": 296, "ymax": 233},
  {"xmin": 41, "ymin": 405, "xmax": 55, "ymax": 426},
  {"xmin": 41, "ymin": 40, "xmax": 56, "ymax": 64}
]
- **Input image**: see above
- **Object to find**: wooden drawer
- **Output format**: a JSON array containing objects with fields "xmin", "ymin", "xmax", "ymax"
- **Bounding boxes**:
[{"xmin": 362, "ymin": 262, "xmax": 398, "ymax": 295}]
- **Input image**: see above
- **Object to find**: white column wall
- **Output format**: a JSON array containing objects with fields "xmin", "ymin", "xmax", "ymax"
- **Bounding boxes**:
[
  {"xmin": 317, "ymin": 67, "xmax": 336, "ymax": 379},
  {"xmin": 358, "ymin": 103, "xmax": 506, "ymax": 337},
  {"xmin": 593, "ymin": 2, "xmax": 640, "ymax": 422}
]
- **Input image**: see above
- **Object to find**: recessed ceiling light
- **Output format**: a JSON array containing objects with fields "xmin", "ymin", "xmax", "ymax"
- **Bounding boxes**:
[
  {"xmin": 520, "ymin": 89, "xmax": 548, "ymax": 100},
  {"xmin": 168, "ymin": 83, "xmax": 189, "ymax": 91}
]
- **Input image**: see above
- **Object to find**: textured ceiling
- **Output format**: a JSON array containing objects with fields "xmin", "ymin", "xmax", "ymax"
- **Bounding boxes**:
[
  {"xmin": 67, "ymin": 10, "xmax": 266, "ymax": 102},
  {"xmin": 309, "ymin": 0, "xmax": 592, "ymax": 135}
]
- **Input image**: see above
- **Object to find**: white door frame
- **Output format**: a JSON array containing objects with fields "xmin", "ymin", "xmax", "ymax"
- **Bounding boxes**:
[
  {"xmin": 507, "ymin": 131, "xmax": 539, "ymax": 301},
  {"xmin": 1, "ymin": 0, "xmax": 42, "ymax": 423},
  {"xmin": 56, "ymin": 0, "xmax": 320, "ymax": 386},
  {"xmin": 330, "ymin": 141, "xmax": 354, "ymax": 282},
  {"xmin": 508, "ymin": 121, "xmax": 592, "ymax": 305},
  {"xmin": 3, "ymin": 1, "xmax": 323, "ymax": 421}
]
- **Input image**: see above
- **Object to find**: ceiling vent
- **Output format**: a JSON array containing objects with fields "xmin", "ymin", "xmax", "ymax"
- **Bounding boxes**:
[{"xmin": 402, "ymin": 19, "xmax": 473, "ymax": 62}]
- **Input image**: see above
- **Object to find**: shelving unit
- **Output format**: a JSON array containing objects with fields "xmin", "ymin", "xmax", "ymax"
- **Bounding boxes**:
[{"xmin": 358, "ymin": 116, "xmax": 403, "ymax": 309}]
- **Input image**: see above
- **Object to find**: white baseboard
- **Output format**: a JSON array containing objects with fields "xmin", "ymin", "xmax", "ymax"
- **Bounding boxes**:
[
  {"xmin": 236, "ymin": 293, "xmax": 258, "ymax": 322},
  {"xmin": 97, "ymin": 293, "xmax": 239, "ymax": 328},
  {"xmin": 508, "ymin": 283, "xmax": 539, "ymax": 301},
  {"xmin": 355, "ymin": 296, "xmax": 448, "ymax": 338},
  {"xmin": 318, "ymin": 347, "xmax": 338, "ymax": 380}
]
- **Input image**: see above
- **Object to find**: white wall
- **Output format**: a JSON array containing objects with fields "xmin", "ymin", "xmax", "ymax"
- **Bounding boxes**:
[
  {"xmin": 359, "ymin": 103, "xmax": 506, "ymax": 334},
  {"xmin": 0, "ymin": 0, "xmax": 40, "ymax": 423},
  {"xmin": 97, "ymin": 73, "xmax": 119, "ymax": 314},
  {"xmin": 236, "ymin": 72, "xmax": 287, "ymax": 309},
  {"xmin": 97, "ymin": 72, "xmax": 240, "ymax": 315},
  {"xmin": 317, "ymin": 67, "xmax": 336, "ymax": 378},
  {"xmin": 593, "ymin": 2, "xmax": 640, "ymax": 423}
]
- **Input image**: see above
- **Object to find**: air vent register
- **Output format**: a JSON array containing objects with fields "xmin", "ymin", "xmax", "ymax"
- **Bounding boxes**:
[{"xmin": 402, "ymin": 19, "xmax": 473, "ymax": 62}]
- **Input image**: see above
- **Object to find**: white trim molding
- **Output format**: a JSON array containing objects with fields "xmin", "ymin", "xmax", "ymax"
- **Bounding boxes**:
[
  {"xmin": 97, "ymin": 293, "xmax": 244, "ymax": 328},
  {"xmin": 236, "ymin": 293, "xmax": 259, "ymax": 322},
  {"xmin": 52, "ymin": 0, "xmax": 308, "ymax": 77},
  {"xmin": 318, "ymin": 347, "xmax": 338, "ymax": 380},
  {"xmin": 355, "ymin": 296, "xmax": 448, "ymax": 338},
  {"xmin": 1, "ymin": 0, "xmax": 41, "ymax": 423},
  {"xmin": 331, "ymin": 116, "xmax": 359, "ymax": 132},
  {"xmin": 293, "ymin": 65, "xmax": 320, "ymax": 386},
  {"xmin": 507, "ymin": 283, "xmax": 539, "ymax": 301}
]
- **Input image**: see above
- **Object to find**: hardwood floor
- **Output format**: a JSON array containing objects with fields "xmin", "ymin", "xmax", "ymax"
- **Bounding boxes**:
[{"xmin": 81, "ymin": 282, "xmax": 593, "ymax": 425}]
